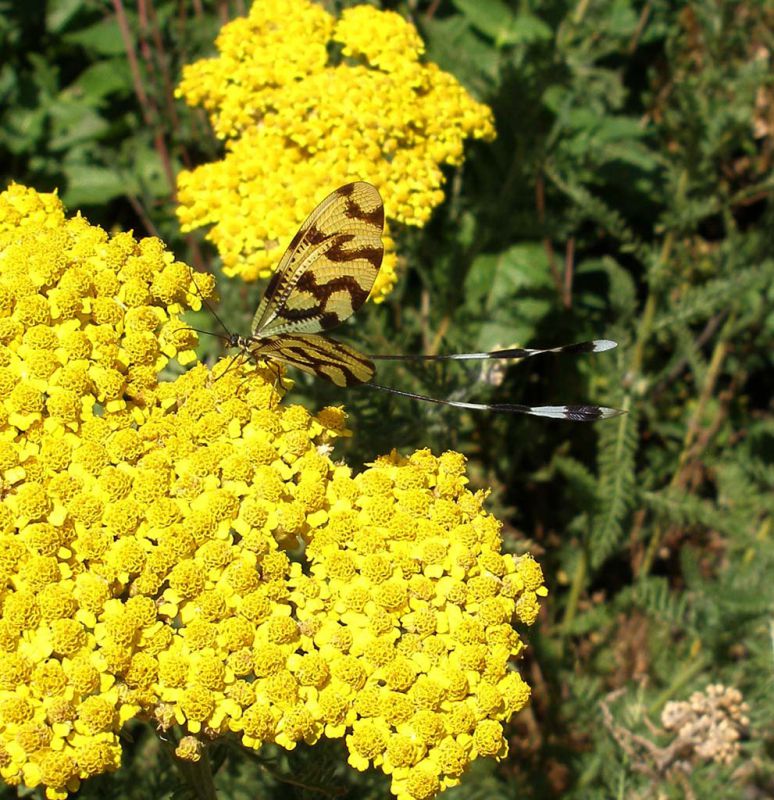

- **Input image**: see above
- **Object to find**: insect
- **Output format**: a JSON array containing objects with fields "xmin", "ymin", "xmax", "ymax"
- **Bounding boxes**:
[{"xmin": 194, "ymin": 182, "xmax": 623, "ymax": 421}]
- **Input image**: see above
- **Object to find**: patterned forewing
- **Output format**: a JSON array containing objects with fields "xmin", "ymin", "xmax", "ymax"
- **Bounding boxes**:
[
  {"xmin": 250, "ymin": 334, "xmax": 375, "ymax": 387},
  {"xmin": 251, "ymin": 182, "xmax": 384, "ymax": 337}
]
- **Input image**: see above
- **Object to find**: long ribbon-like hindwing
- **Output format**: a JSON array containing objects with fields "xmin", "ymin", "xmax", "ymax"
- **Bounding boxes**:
[{"xmin": 192, "ymin": 182, "xmax": 624, "ymax": 420}]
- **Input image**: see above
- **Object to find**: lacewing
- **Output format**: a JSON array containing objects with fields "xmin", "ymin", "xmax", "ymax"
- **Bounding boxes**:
[{"xmin": 191, "ymin": 182, "xmax": 623, "ymax": 421}]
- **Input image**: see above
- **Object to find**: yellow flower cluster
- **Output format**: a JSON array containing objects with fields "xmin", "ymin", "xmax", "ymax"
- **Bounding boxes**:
[
  {"xmin": 175, "ymin": 0, "xmax": 495, "ymax": 298},
  {"xmin": 299, "ymin": 450, "xmax": 545, "ymax": 799},
  {"xmin": 0, "ymin": 186, "xmax": 544, "ymax": 800},
  {"xmin": 0, "ymin": 184, "xmax": 204, "ymax": 425}
]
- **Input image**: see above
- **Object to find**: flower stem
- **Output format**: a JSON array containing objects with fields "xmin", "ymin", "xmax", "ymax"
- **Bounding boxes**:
[{"xmin": 160, "ymin": 731, "xmax": 219, "ymax": 800}]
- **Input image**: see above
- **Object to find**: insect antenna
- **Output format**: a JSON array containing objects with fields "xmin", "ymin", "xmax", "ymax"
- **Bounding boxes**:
[
  {"xmin": 180, "ymin": 324, "xmax": 231, "ymax": 343},
  {"xmin": 187, "ymin": 267, "xmax": 234, "ymax": 340},
  {"xmin": 369, "ymin": 339, "xmax": 617, "ymax": 362},
  {"xmin": 363, "ymin": 382, "xmax": 624, "ymax": 421}
]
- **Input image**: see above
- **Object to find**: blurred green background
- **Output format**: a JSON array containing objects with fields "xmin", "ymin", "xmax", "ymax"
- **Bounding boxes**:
[{"xmin": 1, "ymin": 0, "xmax": 772, "ymax": 798}]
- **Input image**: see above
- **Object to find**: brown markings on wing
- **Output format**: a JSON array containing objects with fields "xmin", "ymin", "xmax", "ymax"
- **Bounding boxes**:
[
  {"xmin": 248, "ymin": 333, "xmax": 375, "ymax": 387},
  {"xmin": 324, "ymin": 236, "xmax": 382, "ymax": 266},
  {"xmin": 251, "ymin": 182, "xmax": 384, "ymax": 338},
  {"xmin": 288, "ymin": 270, "xmax": 370, "ymax": 330},
  {"xmin": 341, "ymin": 182, "xmax": 385, "ymax": 227}
]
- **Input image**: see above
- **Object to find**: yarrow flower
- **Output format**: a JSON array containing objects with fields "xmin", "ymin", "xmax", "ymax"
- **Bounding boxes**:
[
  {"xmin": 0, "ymin": 186, "xmax": 545, "ymax": 800},
  {"xmin": 175, "ymin": 0, "xmax": 496, "ymax": 297},
  {"xmin": 661, "ymin": 684, "xmax": 750, "ymax": 768}
]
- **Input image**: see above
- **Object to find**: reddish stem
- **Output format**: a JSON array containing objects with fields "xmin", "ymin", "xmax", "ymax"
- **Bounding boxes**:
[
  {"xmin": 563, "ymin": 236, "xmax": 575, "ymax": 308},
  {"xmin": 535, "ymin": 173, "xmax": 563, "ymax": 297},
  {"xmin": 112, "ymin": 0, "xmax": 177, "ymax": 199}
]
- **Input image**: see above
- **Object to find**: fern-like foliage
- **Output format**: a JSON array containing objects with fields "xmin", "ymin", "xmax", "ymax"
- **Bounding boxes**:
[{"xmin": 590, "ymin": 409, "xmax": 638, "ymax": 568}]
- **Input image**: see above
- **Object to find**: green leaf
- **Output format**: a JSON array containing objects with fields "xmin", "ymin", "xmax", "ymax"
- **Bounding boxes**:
[
  {"xmin": 61, "ymin": 163, "xmax": 127, "ymax": 206},
  {"xmin": 133, "ymin": 144, "xmax": 171, "ymax": 199},
  {"xmin": 450, "ymin": 0, "xmax": 551, "ymax": 46},
  {"xmin": 46, "ymin": 0, "xmax": 84, "ymax": 34},
  {"xmin": 48, "ymin": 101, "xmax": 109, "ymax": 150},
  {"xmin": 0, "ymin": 106, "xmax": 48, "ymax": 154},
  {"xmin": 652, "ymin": 265, "xmax": 769, "ymax": 333},
  {"xmin": 476, "ymin": 243, "xmax": 554, "ymax": 294},
  {"xmin": 463, "ymin": 244, "xmax": 554, "ymax": 349},
  {"xmin": 73, "ymin": 60, "xmax": 133, "ymax": 101},
  {"xmin": 421, "ymin": 15, "xmax": 500, "ymax": 95},
  {"xmin": 63, "ymin": 18, "xmax": 126, "ymax": 56},
  {"xmin": 552, "ymin": 454, "xmax": 600, "ymax": 508},
  {"xmin": 590, "ymin": 406, "xmax": 638, "ymax": 567},
  {"xmin": 634, "ymin": 577, "xmax": 690, "ymax": 629},
  {"xmin": 508, "ymin": 11, "xmax": 553, "ymax": 44},
  {"xmin": 588, "ymin": 256, "xmax": 637, "ymax": 318},
  {"xmin": 27, "ymin": 53, "xmax": 60, "ymax": 98}
]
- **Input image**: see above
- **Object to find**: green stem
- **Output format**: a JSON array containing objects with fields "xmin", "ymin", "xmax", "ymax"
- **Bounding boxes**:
[
  {"xmin": 630, "ymin": 284, "xmax": 657, "ymax": 377},
  {"xmin": 161, "ymin": 731, "xmax": 219, "ymax": 800},
  {"xmin": 573, "ymin": 0, "xmax": 591, "ymax": 23},
  {"xmin": 630, "ymin": 229, "xmax": 674, "ymax": 375},
  {"xmin": 561, "ymin": 548, "xmax": 587, "ymax": 639},
  {"xmin": 640, "ymin": 314, "xmax": 735, "ymax": 576}
]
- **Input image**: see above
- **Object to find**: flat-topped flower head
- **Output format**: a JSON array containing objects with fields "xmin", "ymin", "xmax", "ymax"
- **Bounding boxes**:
[
  {"xmin": 175, "ymin": 0, "xmax": 495, "ymax": 298},
  {"xmin": 296, "ymin": 449, "xmax": 543, "ymax": 799},
  {"xmin": 0, "ymin": 186, "xmax": 344, "ymax": 796},
  {"xmin": 0, "ymin": 186, "xmax": 544, "ymax": 800}
]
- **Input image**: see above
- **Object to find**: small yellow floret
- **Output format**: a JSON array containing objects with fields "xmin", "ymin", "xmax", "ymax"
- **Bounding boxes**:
[{"xmin": 175, "ymin": 0, "xmax": 495, "ymax": 299}]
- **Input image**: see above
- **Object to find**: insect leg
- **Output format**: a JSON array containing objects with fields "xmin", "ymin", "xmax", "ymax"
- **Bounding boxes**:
[{"xmin": 212, "ymin": 351, "xmax": 247, "ymax": 383}]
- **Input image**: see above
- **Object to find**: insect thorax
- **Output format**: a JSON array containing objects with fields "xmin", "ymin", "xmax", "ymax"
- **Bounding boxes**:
[{"xmin": 231, "ymin": 334, "xmax": 252, "ymax": 350}]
